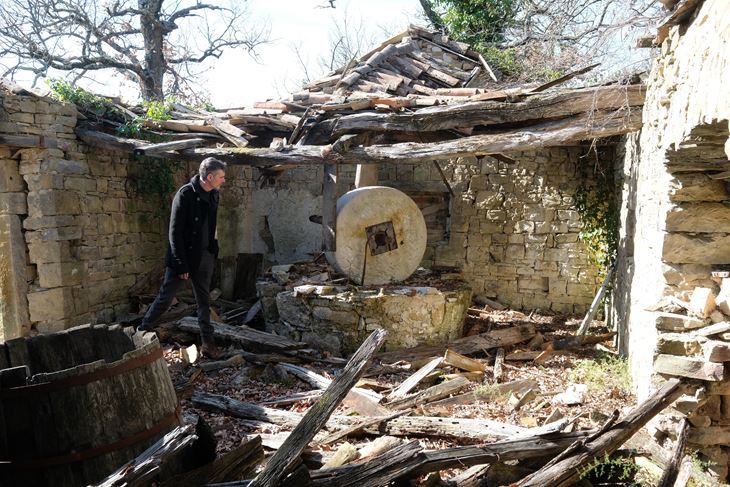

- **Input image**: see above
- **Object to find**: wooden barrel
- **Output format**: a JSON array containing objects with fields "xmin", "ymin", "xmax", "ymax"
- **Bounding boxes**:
[{"xmin": 0, "ymin": 324, "xmax": 179, "ymax": 487}]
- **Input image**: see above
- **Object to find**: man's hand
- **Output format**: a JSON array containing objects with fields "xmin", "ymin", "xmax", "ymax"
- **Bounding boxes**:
[{"xmin": 179, "ymin": 272, "xmax": 189, "ymax": 280}]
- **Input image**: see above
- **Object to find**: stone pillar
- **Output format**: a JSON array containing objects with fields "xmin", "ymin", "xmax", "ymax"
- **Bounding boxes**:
[
  {"xmin": 355, "ymin": 164, "xmax": 378, "ymax": 188},
  {"xmin": 0, "ymin": 215, "xmax": 30, "ymax": 341}
]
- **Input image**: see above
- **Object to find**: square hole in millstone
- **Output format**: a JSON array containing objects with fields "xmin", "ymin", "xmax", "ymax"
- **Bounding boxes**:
[{"xmin": 365, "ymin": 221, "xmax": 398, "ymax": 256}]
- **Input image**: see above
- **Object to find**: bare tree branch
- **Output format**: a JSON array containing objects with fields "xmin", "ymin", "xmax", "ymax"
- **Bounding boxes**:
[{"xmin": 0, "ymin": 0, "xmax": 268, "ymax": 100}]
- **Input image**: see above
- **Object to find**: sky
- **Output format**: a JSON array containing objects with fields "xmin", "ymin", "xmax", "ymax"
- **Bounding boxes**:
[{"xmin": 205, "ymin": 0, "xmax": 424, "ymax": 107}]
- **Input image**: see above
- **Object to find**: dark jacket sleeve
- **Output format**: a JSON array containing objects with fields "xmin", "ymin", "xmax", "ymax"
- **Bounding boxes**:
[{"xmin": 168, "ymin": 189, "xmax": 189, "ymax": 274}]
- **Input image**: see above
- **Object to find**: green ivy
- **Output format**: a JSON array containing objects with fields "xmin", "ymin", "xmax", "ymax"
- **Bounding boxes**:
[
  {"xmin": 129, "ymin": 156, "xmax": 179, "ymax": 202},
  {"xmin": 47, "ymin": 78, "xmax": 114, "ymax": 117},
  {"xmin": 574, "ymin": 148, "xmax": 619, "ymax": 276},
  {"xmin": 118, "ymin": 97, "xmax": 175, "ymax": 138}
]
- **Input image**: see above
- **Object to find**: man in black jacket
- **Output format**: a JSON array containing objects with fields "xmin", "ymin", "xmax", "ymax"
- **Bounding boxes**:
[{"xmin": 139, "ymin": 157, "xmax": 226, "ymax": 359}]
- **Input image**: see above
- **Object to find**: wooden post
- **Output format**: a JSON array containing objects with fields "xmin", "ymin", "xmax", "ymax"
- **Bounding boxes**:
[{"xmin": 322, "ymin": 163, "xmax": 338, "ymax": 252}]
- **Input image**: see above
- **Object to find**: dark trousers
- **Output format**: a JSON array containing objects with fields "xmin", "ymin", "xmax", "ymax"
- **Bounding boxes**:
[{"xmin": 141, "ymin": 251, "xmax": 216, "ymax": 341}]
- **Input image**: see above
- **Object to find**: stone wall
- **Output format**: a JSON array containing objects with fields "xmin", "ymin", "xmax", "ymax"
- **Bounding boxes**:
[
  {"xmin": 376, "ymin": 147, "xmax": 605, "ymax": 314},
  {"xmin": 617, "ymin": 0, "xmax": 730, "ymax": 478},
  {"xmin": 0, "ymin": 89, "xmax": 608, "ymax": 340}
]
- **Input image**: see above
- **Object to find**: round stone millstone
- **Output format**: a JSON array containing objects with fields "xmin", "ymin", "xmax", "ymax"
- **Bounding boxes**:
[{"xmin": 326, "ymin": 186, "xmax": 427, "ymax": 285}]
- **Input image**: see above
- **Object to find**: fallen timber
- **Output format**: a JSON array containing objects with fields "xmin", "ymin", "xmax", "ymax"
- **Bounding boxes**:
[
  {"xmin": 324, "ymin": 84, "xmax": 645, "ymax": 137},
  {"xmin": 248, "ymin": 329, "xmax": 387, "ymax": 487},
  {"xmin": 515, "ymin": 378, "xmax": 687, "ymax": 487},
  {"xmin": 309, "ymin": 431, "xmax": 594, "ymax": 487},
  {"xmin": 191, "ymin": 392, "xmax": 528, "ymax": 440},
  {"xmin": 76, "ymin": 108, "xmax": 642, "ymax": 167}
]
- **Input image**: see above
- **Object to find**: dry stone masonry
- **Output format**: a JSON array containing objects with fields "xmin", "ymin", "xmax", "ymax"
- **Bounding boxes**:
[{"xmin": 616, "ymin": 0, "xmax": 730, "ymax": 478}]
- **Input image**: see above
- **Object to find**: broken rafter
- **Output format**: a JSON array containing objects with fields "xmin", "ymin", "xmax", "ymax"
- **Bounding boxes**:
[
  {"xmin": 133, "ymin": 138, "xmax": 207, "ymax": 156},
  {"xmin": 248, "ymin": 329, "xmax": 387, "ymax": 487},
  {"xmin": 179, "ymin": 108, "xmax": 642, "ymax": 167},
  {"xmin": 326, "ymin": 84, "xmax": 644, "ymax": 137}
]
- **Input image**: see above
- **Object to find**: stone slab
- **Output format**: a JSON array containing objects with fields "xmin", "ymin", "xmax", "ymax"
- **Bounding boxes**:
[
  {"xmin": 0, "ymin": 215, "xmax": 31, "ymax": 340},
  {"xmin": 654, "ymin": 354, "xmax": 724, "ymax": 381}
]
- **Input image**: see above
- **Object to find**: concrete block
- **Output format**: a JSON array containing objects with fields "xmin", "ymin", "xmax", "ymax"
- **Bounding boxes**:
[{"xmin": 0, "ymin": 215, "xmax": 31, "ymax": 340}]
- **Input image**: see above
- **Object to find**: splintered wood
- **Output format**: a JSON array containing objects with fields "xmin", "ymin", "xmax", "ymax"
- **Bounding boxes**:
[{"xmin": 101, "ymin": 302, "xmax": 693, "ymax": 487}]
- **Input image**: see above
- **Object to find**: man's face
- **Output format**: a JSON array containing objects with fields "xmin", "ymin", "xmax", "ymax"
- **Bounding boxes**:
[{"xmin": 206, "ymin": 169, "xmax": 226, "ymax": 190}]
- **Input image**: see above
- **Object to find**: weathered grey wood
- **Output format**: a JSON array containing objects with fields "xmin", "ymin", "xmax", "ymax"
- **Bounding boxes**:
[
  {"xmin": 248, "ymin": 329, "xmax": 387, "ymax": 487},
  {"xmin": 94, "ymin": 425, "xmax": 198, "ymax": 487},
  {"xmin": 654, "ymin": 354, "xmax": 724, "ymax": 381},
  {"xmin": 277, "ymin": 363, "xmax": 383, "ymax": 403},
  {"xmin": 657, "ymin": 418, "xmax": 688, "ymax": 487},
  {"xmin": 179, "ymin": 110, "xmax": 642, "ymax": 166},
  {"xmin": 159, "ymin": 436, "xmax": 264, "ymax": 487},
  {"xmin": 493, "ymin": 348, "xmax": 505, "ymax": 382},
  {"xmin": 327, "ymin": 85, "xmax": 644, "ymax": 136},
  {"xmin": 577, "ymin": 265, "xmax": 615, "ymax": 336},
  {"xmin": 424, "ymin": 378, "xmax": 539, "ymax": 412},
  {"xmin": 386, "ymin": 356, "xmax": 443, "ymax": 401},
  {"xmin": 316, "ymin": 410, "xmax": 410, "ymax": 446},
  {"xmin": 387, "ymin": 376, "xmax": 471, "ymax": 410},
  {"xmin": 191, "ymin": 392, "xmax": 526, "ymax": 440},
  {"xmin": 311, "ymin": 441, "xmax": 423, "ymax": 487},
  {"xmin": 134, "ymin": 138, "xmax": 206, "ymax": 156},
  {"xmin": 259, "ymin": 390, "xmax": 323, "ymax": 406},
  {"xmin": 178, "ymin": 317, "xmax": 306, "ymax": 353},
  {"xmin": 378, "ymin": 324, "xmax": 536, "ymax": 363},
  {"xmin": 76, "ymin": 128, "xmax": 148, "ymax": 153},
  {"xmin": 515, "ymin": 378, "xmax": 686, "ymax": 487},
  {"xmin": 322, "ymin": 163, "xmax": 337, "ymax": 251},
  {"xmin": 310, "ymin": 431, "xmax": 592, "ymax": 486}
]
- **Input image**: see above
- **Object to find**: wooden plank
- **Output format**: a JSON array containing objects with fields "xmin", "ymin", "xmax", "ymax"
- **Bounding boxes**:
[
  {"xmin": 378, "ymin": 324, "xmax": 536, "ymax": 363},
  {"xmin": 176, "ymin": 109, "xmax": 642, "ymax": 167},
  {"xmin": 515, "ymin": 378, "xmax": 686, "ymax": 487},
  {"xmin": 657, "ymin": 418, "xmax": 688, "ymax": 487},
  {"xmin": 493, "ymin": 347, "xmax": 505, "ymax": 381},
  {"xmin": 443, "ymin": 349, "xmax": 486, "ymax": 373},
  {"xmin": 386, "ymin": 356, "xmax": 443, "ymax": 401},
  {"xmin": 424, "ymin": 378, "xmax": 538, "ymax": 411},
  {"xmin": 328, "ymin": 85, "xmax": 644, "ymax": 137},
  {"xmin": 133, "ymin": 138, "xmax": 206, "ymax": 156},
  {"xmin": 387, "ymin": 376, "xmax": 471, "ymax": 410},
  {"xmin": 177, "ymin": 317, "xmax": 306, "ymax": 353},
  {"xmin": 315, "ymin": 410, "xmax": 410, "ymax": 446},
  {"xmin": 192, "ymin": 392, "xmax": 527, "ymax": 440},
  {"xmin": 249, "ymin": 329, "xmax": 387, "ymax": 487}
]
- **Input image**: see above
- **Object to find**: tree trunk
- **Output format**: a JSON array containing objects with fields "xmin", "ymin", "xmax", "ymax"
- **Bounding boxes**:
[{"xmin": 139, "ymin": 0, "xmax": 169, "ymax": 100}]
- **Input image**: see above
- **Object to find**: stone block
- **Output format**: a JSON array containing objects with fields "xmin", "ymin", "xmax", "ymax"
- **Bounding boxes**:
[
  {"xmin": 666, "ymin": 203, "xmax": 730, "ymax": 232},
  {"xmin": 663, "ymin": 233, "xmax": 730, "ymax": 264},
  {"xmin": 25, "ymin": 226, "xmax": 82, "ymax": 242},
  {"xmin": 669, "ymin": 173, "xmax": 728, "ymax": 202},
  {"xmin": 27, "ymin": 189, "xmax": 80, "ymax": 216},
  {"xmin": 23, "ymin": 214, "xmax": 76, "ymax": 230},
  {"xmin": 0, "ymin": 160, "xmax": 25, "ymax": 192},
  {"xmin": 703, "ymin": 340, "xmax": 730, "ymax": 362},
  {"xmin": 24, "ymin": 173, "xmax": 65, "ymax": 190},
  {"xmin": 655, "ymin": 311, "xmax": 708, "ymax": 331},
  {"xmin": 27, "ymin": 287, "xmax": 75, "ymax": 322},
  {"xmin": 513, "ymin": 221, "xmax": 534, "ymax": 233},
  {"xmin": 654, "ymin": 354, "xmax": 724, "ymax": 381},
  {"xmin": 474, "ymin": 191, "xmax": 504, "ymax": 209},
  {"xmin": 534, "ymin": 221, "xmax": 569, "ymax": 234},
  {"xmin": 689, "ymin": 287, "xmax": 717, "ymax": 318},
  {"xmin": 656, "ymin": 332, "xmax": 705, "ymax": 356},
  {"xmin": 0, "ymin": 193, "xmax": 27, "ymax": 215},
  {"xmin": 28, "ymin": 240, "xmax": 72, "ymax": 264},
  {"xmin": 0, "ymin": 215, "xmax": 31, "ymax": 340},
  {"xmin": 64, "ymin": 176, "xmax": 97, "ymax": 192},
  {"xmin": 37, "ymin": 262, "xmax": 84, "ymax": 288},
  {"xmin": 40, "ymin": 158, "xmax": 89, "ymax": 175}
]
